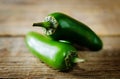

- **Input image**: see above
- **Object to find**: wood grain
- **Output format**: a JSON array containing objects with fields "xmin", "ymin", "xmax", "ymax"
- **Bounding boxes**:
[
  {"xmin": 0, "ymin": 0, "xmax": 120, "ymax": 36},
  {"xmin": 0, "ymin": 0, "xmax": 120, "ymax": 79},
  {"xmin": 0, "ymin": 36, "xmax": 120, "ymax": 79}
]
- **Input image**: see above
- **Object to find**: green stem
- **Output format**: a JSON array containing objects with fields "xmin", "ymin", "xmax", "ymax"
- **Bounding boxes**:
[
  {"xmin": 73, "ymin": 58, "xmax": 85, "ymax": 63},
  {"xmin": 33, "ymin": 22, "xmax": 51, "ymax": 29}
]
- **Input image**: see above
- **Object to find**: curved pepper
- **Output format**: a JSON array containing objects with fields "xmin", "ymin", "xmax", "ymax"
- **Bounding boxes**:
[
  {"xmin": 25, "ymin": 31, "xmax": 84, "ymax": 71},
  {"xmin": 33, "ymin": 12, "xmax": 103, "ymax": 51}
]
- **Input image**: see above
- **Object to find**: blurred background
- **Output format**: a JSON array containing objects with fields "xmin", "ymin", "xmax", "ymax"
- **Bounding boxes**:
[
  {"xmin": 0, "ymin": 0, "xmax": 120, "ymax": 78},
  {"xmin": 0, "ymin": 0, "xmax": 120, "ymax": 36}
]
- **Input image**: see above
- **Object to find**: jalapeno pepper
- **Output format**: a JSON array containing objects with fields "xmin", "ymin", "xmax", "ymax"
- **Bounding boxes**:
[
  {"xmin": 33, "ymin": 12, "xmax": 103, "ymax": 51},
  {"xmin": 25, "ymin": 31, "xmax": 84, "ymax": 71}
]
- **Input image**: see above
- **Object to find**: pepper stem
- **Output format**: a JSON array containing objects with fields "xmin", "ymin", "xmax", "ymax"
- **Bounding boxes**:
[
  {"xmin": 33, "ymin": 22, "xmax": 51, "ymax": 29},
  {"xmin": 73, "ymin": 58, "xmax": 85, "ymax": 63}
]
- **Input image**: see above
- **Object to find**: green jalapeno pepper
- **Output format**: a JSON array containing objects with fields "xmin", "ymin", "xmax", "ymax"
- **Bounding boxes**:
[
  {"xmin": 25, "ymin": 31, "xmax": 84, "ymax": 71},
  {"xmin": 33, "ymin": 12, "xmax": 103, "ymax": 51}
]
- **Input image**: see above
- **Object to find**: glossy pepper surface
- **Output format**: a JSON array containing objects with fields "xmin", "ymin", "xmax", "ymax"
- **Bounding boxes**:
[
  {"xmin": 33, "ymin": 12, "xmax": 103, "ymax": 51},
  {"xmin": 25, "ymin": 31, "xmax": 84, "ymax": 71}
]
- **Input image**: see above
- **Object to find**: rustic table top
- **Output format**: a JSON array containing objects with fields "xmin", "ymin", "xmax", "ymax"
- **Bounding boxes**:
[{"xmin": 0, "ymin": 0, "xmax": 120, "ymax": 79}]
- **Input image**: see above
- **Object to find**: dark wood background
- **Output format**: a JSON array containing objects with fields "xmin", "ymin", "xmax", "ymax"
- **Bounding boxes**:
[{"xmin": 0, "ymin": 0, "xmax": 120, "ymax": 79}]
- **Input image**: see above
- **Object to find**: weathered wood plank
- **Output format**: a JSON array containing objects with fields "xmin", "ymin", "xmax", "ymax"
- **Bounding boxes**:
[
  {"xmin": 0, "ymin": 0, "xmax": 120, "ymax": 36},
  {"xmin": 0, "ymin": 36, "xmax": 120, "ymax": 78}
]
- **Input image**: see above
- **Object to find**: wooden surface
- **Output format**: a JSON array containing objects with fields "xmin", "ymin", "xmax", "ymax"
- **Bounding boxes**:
[
  {"xmin": 0, "ymin": 37, "xmax": 120, "ymax": 79},
  {"xmin": 0, "ymin": 0, "xmax": 120, "ymax": 36},
  {"xmin": 0, "ymin": 0, "xmax": 120, "ymax": 79}
]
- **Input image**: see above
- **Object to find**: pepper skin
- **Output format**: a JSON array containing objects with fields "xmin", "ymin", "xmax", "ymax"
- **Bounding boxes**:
[
  {"xmin": 33, "ymin": 12, "xmax": 103, "ymax": 51},
  {"xmin": 25, "ymin": 31, "xmax": 84, "ymax": 71}
]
